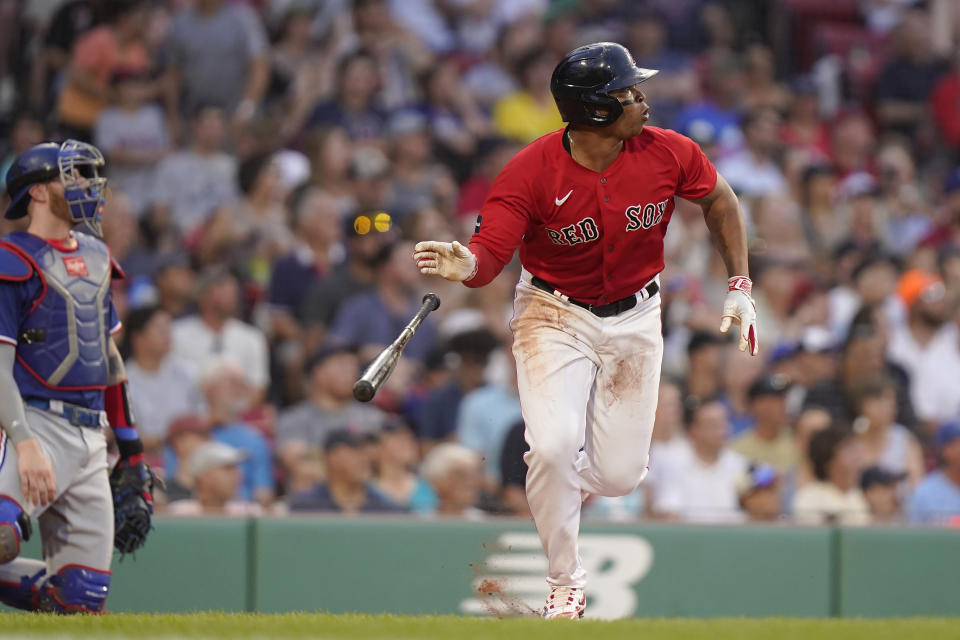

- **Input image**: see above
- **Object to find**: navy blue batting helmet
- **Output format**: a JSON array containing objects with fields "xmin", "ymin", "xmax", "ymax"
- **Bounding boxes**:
[
  {"xmin": 550, "ymin": 42, "xmax": 658, "ymax": 127},
  {"xmin": 5, "ymin": 142, "xmax": 62, "ymax": 219}
]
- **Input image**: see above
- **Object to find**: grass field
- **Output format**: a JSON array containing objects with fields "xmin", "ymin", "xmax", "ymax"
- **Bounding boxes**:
[{"xmin": 1, "ymin": 613, "xmax": 959, "ymax": 640}]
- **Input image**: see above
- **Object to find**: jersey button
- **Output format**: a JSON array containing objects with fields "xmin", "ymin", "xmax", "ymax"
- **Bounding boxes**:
[
  {"xmin": 600, "ymin": 178, "xmax": 607, "ymax": 184},
  {"xmin": 603, "ymin": 196, "xmax": 610, "ymax": 202},
  {"xmin": 607, "ymin": 245, "xmax": 615, "ymax": 252}
]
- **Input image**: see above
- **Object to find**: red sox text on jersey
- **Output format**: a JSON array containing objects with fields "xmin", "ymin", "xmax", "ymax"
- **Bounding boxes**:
[{"xmin": 464, "ymin": 126, "xmax": 718, "ymax": 305}]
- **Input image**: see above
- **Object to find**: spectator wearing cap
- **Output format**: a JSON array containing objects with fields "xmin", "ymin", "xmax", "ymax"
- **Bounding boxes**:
[
  {"xmin": 167, "ymin": 442, "xmax": 263, "ymax": 517},
  {"xmin": 275, "ymin": 343, "xmax": 386, "ymax": 481},
  {"xmin": 792, "ymin": 427, "xmax": 871, "ymax": 525},
  {"xmin": 302, "ymin": 212, "xmax": 397, "ymax": 335},
  {"xmin": 850, "ymin": 376, "xmax": 924, "ymax": 488},
  {"xmin": 907, "ymin": 422, "xmax": 960, "ymax": 524},
  {"xmin": 123, "ymin": 305, "xmax": 204, "ymax": 458},
  {"xmin": 370, "ymin": 419, "xmax": 436, "ymax": 513},
  {"xmin": 160, "ymin": 414, "xmax": 211, "ymax": 505},
  {"xmin": 732, "ymin": 374, "xmax": 799, "ymax": 474},
  {"xmin": 887, "ymin": 270, "xmax": 960, "ymax": 431},
  {"xmin": 171, "ymin": 268, "xmax": 270, "ymax": 403},
  {"xmin": 771, "ymin": 326, "xmax": 838, "ymax": 416},
  {"xmin": 288, "ymin": 429, "xmax": 406, "ymax": 513},
  {"xmin": 420, "ymin": 443, "xmax": 485, "ymax": 518},
  {"xmin": 861, "ymin": 466, "xmax": 906, "ymax": 523},
  {"xmin": 330, "ymin": 240, "xmax": 439, "ymax": 364},
  {"xmin": 56, "ymin": 0, "xmax": 154, "ymax": 140},
  {"xmin": 93, "ymin": 66, "xmax": 171, "ymax": 217},
  {"xmin": 164, "ymin": 0, "xmax": 269, "ymax": 129},
  {"xmin": 737, "ymin": 464, "xmax": 782, "ymax": 522},
  {"xmin": 416, "ymin": 328, "xmax": 499, "ymax": 448},
  {"xmin": 650, "ymin": 398, "xmax": 748, "ymax": 523},
  {"xmin": 149, "ymin": 104, "xmax": 239, "ymax": 236},
  {"xmin": 169, "ymin": 356, "xmax": 274, "ymax": 507}
]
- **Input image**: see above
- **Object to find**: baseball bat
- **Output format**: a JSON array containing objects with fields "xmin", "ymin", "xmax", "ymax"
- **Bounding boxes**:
[{"xmin": 352, "ymin": 293, "xmax": 441, "ymax": 402}]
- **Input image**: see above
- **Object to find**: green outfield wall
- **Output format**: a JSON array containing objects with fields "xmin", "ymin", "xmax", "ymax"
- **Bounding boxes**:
[{"xmin": 7, "ymin": 518, "xmax": 960, "ymax": 617}]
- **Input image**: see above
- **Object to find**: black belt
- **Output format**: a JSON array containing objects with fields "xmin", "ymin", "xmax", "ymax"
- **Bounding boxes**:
[{"xmin": 530, "ymin": 276, "xmax": 658, "ymax": 318}]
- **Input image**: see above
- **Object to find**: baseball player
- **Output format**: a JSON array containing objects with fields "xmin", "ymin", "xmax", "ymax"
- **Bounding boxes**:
[
  {"xmin": 414, "ymin": 43, "xmax": 758, "ymax": 619},
  {"xmin": 0, "ymin": 140, "xmax": 157, "ymax": 613}
]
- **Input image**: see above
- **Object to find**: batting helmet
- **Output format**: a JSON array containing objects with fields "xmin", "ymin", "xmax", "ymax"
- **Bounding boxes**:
[
  {"xmin": 4, "ymin": 140, "xmax": 108, "ymax": 236},
  {"xmin": 550, "ymin": 42, "xmax": 658, "ymax": 128}
]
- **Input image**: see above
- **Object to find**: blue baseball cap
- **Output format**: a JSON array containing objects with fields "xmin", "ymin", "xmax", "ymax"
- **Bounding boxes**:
[{"xmin": 935, "ymin": 421, "xmax": 960, "ymax": 449}]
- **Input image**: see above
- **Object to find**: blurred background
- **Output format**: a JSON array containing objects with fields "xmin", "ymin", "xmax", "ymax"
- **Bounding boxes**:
[{"xmin": 1, "ymin": 0, "xmax": 960, "ymax": 530}]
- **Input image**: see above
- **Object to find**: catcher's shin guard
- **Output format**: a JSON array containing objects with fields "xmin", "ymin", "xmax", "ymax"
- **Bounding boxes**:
[
  {"xmin": 34, "ymin": 565, "xmax": 110, "ymax": 613},
  {"xmin": 0, "ymin": 560, "xmax": 46, "ymax": 610}
]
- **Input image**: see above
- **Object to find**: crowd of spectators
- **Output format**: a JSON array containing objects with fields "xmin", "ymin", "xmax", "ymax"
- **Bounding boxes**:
[{"xmin": 2, "ymin": 0, "xmax": 960, "ymax": 526}]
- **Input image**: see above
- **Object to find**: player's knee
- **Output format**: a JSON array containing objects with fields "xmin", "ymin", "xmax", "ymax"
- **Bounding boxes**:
[
  {"xmin": 36, "ymin": 566, "xmax": 110, "ymax": 613},
  {"xmin": 525, "ymin": 439, "xmax": 580, "ymax": 472},
  {"xmin": 0, "ymin": 496, "xmax": 30, "ymax": 564},
  {"xmin": 593, "ymin": 464, "xmax": 647, "ymax": 497}
]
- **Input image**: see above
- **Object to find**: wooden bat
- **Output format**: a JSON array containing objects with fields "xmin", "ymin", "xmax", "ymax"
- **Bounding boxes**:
[{"xmin": 352, "ymin": 293, "xmax": 441, "ymax": 402}]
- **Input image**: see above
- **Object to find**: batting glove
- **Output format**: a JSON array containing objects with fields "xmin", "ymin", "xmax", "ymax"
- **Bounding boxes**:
[
  {"xmin": 413, "ymin": 241, "xmax": 478, "ymax": 282},
  {"xmin": 720, "ymin": 276, "xmax": 759, "ymax": 356}
]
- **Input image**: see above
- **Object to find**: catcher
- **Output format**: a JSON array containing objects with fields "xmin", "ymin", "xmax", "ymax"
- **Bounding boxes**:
[{"xmin": 0, "ymin": 140, "xmax": 157, "ymax": 613}]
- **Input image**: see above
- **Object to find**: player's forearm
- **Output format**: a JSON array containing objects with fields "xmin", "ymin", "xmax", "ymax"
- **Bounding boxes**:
[
  {"xmin": 105, "ymin": 338, "xmax": 143, "ymax": 460},
  {"xmin": 700, "ymin": 177, "xmax": 749, "ymax": 278},
  {"xmin": 463, "ymin": 242, "xmax": 505, "ymax": 288},
  {"xmin": 0, "ymin": 344, "xmax": 34, "ymax": 445}
]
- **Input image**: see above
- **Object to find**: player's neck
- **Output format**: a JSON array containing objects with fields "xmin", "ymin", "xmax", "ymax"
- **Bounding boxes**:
[
  {"xmin": 28, "ymin": 210, "xmax": 73, "ymax": 243},
  {"xmin": 568, "ymin": 129, "xmax": 623, "ymax": 173}
]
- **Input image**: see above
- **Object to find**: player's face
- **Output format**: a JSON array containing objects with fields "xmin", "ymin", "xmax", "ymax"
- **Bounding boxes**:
[
  {"xmin": 44, "ymin": 180, "xmax": 73, "ymax": 223},
  {"xmin": 607, "ymin": 84, "xmax": 650, "ymax": 138}
]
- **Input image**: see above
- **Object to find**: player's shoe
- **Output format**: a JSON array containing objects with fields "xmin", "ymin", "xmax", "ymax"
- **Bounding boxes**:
[{"xmin": 540, "ymin": 586, "xmax": 585, "ymax": 619}]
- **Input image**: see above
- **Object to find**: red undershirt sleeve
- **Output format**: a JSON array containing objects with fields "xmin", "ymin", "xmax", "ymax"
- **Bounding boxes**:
[{"xmin": 461, "ymin": 151, "xmax": 537, "ymax": 288}]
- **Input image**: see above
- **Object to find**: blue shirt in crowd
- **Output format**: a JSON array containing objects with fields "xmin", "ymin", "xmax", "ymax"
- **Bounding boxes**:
[{"xmin": 906, "ymin": 470, "xmax": 960, "ymax": 524}]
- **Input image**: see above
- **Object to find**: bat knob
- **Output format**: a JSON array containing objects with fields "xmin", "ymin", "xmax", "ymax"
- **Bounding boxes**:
[
  {"xmin": 353, "ymin": 380, "xmax": 375, "ymax": 402},
  {"xmin": 422, "ymin": 293, "xmax": 441, "ymax": 311}
]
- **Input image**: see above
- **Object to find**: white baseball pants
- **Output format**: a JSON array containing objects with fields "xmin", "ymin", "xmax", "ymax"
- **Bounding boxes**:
[{"xmin": 510, "ymin": 270, "xmax": 663, "ymax": 588}]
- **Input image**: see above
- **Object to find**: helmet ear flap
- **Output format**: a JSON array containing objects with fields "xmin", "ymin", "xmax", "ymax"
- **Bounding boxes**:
[{"xmin": 579, "ymin": 93, "xmax": 624, "ymax": 127}]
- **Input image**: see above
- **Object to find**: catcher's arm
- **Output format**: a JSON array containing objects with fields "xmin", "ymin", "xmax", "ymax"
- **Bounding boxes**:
[{"xmin": 105, "ymin": 337, "xmax": 159, "ymax": 554}]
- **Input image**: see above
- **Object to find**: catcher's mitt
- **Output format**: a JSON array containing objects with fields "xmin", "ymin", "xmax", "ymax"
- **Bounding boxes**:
[{"xmin": 110, "ymin": 459, "xmax": 159, "ymax": 554}]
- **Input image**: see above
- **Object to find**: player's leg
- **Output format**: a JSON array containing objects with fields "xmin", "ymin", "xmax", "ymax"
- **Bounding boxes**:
[
  {"xmin": 580, "ymin": 294, "xmax": 663, "ymax": 497},
  {"xmin": 34, "ymin": 427, "xmax": 112, "ymax": 614},
  {"xmin": 511, "ymin": 281, "xmax": 599, "ymax": 592}
]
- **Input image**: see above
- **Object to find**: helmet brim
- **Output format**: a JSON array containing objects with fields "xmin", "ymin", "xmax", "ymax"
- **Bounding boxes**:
[
  {"xmin": 603, "ymin": 67, "xmax": 659, "ymax": 93},
  {"xmin": 4, "ymin": 184, "xmax": 32, "ymax": 219}
]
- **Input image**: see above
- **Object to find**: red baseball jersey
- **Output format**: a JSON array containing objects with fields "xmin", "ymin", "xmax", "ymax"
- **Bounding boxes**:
[{"xmin": 465, "ymin": 126, "xmax": 718, "ymax": 305}]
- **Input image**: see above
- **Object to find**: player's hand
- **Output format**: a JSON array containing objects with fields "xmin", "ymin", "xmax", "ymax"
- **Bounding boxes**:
[
  {"xmin": 413, "ymin": 241, "xmax": 477, "ymax": 282},
  {"xmin": 720, "ymin": 276, "xmax": 759, "ymax": 356},
  {"xmin": 16, "ymin": 438, "xmax": 56, "ymax": 507}
]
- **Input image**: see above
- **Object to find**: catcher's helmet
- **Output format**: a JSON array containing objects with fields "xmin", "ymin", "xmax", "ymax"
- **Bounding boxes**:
[
  {"xmin": 5, "ymin": 140, "xmax": 108, "ymax": 236},
  {"xmin": 550, "ymin": 42, "xmax": 658, "ymax": 127}
]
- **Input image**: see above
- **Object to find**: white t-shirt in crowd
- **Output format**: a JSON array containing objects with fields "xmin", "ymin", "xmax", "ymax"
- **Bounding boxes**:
[
  {"xmin": 171, "ymin": 316, "xmax": 269, "ymax": 391},
  {"xmin": 652, "ymin": 439, "xmax": 748, "ymax": 523},
  {"xmin": 125, "ymin": 355, "xmax": 204, "ymax": 441},
  {"xmin": 887, "ymin": 323, "xmax": 960, "ymax": 424}
]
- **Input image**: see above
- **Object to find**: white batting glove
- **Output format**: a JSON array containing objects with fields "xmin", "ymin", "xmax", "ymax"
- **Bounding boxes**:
[
  {"xmin": 413, "ymin": 241, "xmax": 478, "ymax": 282},
  {"xmin": 720, "ymin": 276, "xmax": 759, "ymax": 356}
]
